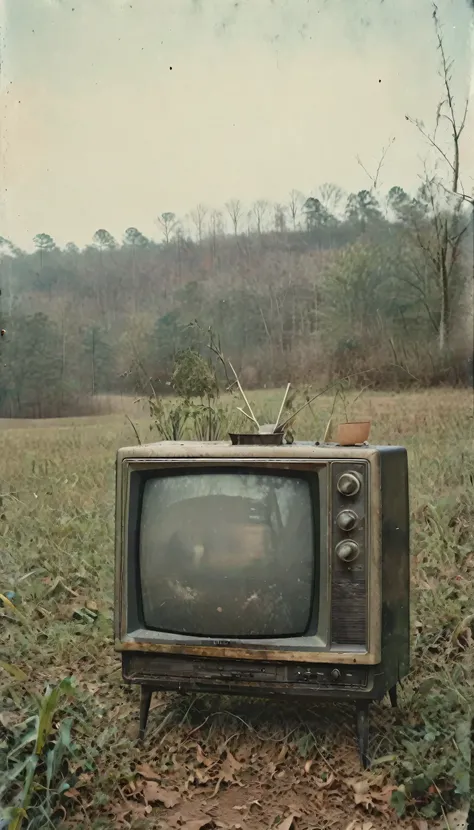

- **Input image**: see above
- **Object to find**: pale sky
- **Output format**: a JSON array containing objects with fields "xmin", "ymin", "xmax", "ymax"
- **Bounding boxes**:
[{"xmin": 1, "ymin": 0, "xmax": 473, "ymax": 250}]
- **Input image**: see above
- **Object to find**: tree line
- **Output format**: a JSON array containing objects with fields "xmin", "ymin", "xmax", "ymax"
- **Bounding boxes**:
[{"xmin": 0, "ymin": 178, "xmax": 471, "ymax": 418}]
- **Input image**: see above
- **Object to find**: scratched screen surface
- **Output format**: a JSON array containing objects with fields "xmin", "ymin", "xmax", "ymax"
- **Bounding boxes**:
[{"xmin": 139, "ymin": 471, "xmax": 316, "ymax": 638}]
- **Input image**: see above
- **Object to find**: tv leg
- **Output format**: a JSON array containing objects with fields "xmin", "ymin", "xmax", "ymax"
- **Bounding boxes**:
[
  {"xmin": 355, "ymin": 701, "xmax": 370, "ymax": 769},
  {"xmin": 139, "ymin": 686, "xmax": 153, "ymax": 741},
  {"xmin": 388, "ymin": 684, "xmax": 398, "ymax": 709}
]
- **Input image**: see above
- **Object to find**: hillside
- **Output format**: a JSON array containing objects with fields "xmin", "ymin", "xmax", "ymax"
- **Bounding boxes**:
[{"xmin": 0, "ymin": 187, "xmax": 472, "ymax": 417}]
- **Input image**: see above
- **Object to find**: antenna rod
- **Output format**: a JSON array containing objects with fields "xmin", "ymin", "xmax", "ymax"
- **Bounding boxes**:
[
  {"xmin": 278, "ymin": 380, "xmax": 349, "ymax": 431},
  {"xmin": 274, "ymin": 383, "xmax": 291, "ymax": 432},
  {"xmin": 228, "ymin": 361, "xmax": 259, "ymax": 427},
  {"xmin": 236, "ymin": 407, "xmax": 259, "ymax": 426}
]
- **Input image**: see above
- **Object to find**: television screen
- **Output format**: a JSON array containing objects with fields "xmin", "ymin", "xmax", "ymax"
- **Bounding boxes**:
[{"xmin": 139, "ymin": 470, "xmax": 317, "ymax": 638}]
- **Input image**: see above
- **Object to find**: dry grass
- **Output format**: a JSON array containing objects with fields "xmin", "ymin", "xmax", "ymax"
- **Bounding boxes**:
[{"xmin": 0, "ymin": 389, "xmax": 473, "ymax": 830}]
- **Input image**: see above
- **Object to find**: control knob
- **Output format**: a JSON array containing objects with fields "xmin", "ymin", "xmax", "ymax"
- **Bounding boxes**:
[
  {"xmin": 337, "ymin": 472, "xmax": 361, "ymax": 497},
  {"xmin": 335, "ymin": 540, "xmax": 359, "ymax": 563},
  {"xmin": 330, "ymin": 668, "xmax": 341, "ymax": 681},
  {"xmin": 336, "ymin": 509, "xmax": 358, "ymax": 531}
]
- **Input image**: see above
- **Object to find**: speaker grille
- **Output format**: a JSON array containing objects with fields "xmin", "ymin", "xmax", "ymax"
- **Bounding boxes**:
[{"xmin": 330, "ymin": 577, "xmax": 367, "ymax": 645}]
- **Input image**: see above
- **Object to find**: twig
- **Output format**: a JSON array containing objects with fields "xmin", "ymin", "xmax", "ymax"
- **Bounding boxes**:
[
  {"xmin": 356, "ymin": 136, "xmax": 395, "ymax": 191},
  {"xmin": 228, "ymin": 361, "xmax": 259, "ymax": 427},
  {"xmin": 125, "ymin": 414, "xmax": 142, "ymax": 445},
  {"xmin": 351, "ymin": 383, "xmax": 373, "ymax": 409},
  {"xmin": 274, "ymin": 383, "xmax": 291, "ymax": 432}
]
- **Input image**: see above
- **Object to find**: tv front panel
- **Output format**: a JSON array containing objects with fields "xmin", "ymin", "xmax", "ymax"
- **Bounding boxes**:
[{"xmin": 114, "ymin": 440, "xmax": 410, "ymax": 766}]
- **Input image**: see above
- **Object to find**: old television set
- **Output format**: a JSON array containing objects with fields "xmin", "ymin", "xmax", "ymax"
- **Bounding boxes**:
[{"xmin": 115, "ymin": 439, "xmax": 410, "ymax": 767}]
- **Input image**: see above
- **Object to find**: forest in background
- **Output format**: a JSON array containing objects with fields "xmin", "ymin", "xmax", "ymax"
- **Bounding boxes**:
[{"xmin": 0, "ymin": 179, "xmax": 472, "ymax": 418}]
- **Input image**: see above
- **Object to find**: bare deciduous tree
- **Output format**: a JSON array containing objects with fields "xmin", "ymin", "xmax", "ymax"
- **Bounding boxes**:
[
  {"xmin": 274, "ymin": 204, "xmax": 287, "ymax": 234},
  {"xmin": 405, "ymin": 3, "xmax": 470, "ymax": 352},
  {"xmin": 208, "ymin": 209, "xmax": 225, "ymax": 267},
  {"xmin": 317, "ymin": 183, "xmax": 345, "ymax": 216},
  {"xmin": 190, "ymin": 203, "xmax": 208, "ymax": 243},
  {"xmin": 225, "ymin": 199, "xmax": 242, "ymax": 235},
  {"xmin": 252, "ymin": 200, "xmax": 269, "ymax": 235},
  {"xmin": 288, "ymin": 190, "xmax": 304, "ymax": 231}
]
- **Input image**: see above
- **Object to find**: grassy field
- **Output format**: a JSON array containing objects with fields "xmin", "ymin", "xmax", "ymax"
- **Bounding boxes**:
[{"xmin": 0, "ymin": 389, "xmax": 473, "ymax": 830}]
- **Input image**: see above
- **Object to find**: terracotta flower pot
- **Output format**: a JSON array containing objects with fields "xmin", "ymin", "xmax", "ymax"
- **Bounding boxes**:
[{"xmin": 336, "ymin": 421, "xmax": 371, "ymax": 446}]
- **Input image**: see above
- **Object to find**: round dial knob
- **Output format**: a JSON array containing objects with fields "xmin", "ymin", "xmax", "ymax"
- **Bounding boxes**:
[
  {"xmin": 330, "ymin": 668, "xmax": 341, "ymax": 681},
  {"xmin": 337, "ymin": 472, "xmax": 361, "ymax": 497},
  {"xmin": 336, "ymin": 509, "xmax": 358, "ymax": 531},
  {"xmin": 335, "ymin": 540, "xmax": 360, "ymax": 563}
]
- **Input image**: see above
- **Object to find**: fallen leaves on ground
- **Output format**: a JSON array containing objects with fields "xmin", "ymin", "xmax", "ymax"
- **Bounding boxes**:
[
  {"xmin": 142, "ymin": 781, "xmax": 182, "ymax": 808},
  {"xmin": 213, "ymin": 750, "xmax": 243, "ymax": 795},
  {"xmin": 347, "ymin": 773, "xmax": 396, "ymax": 813},
  {"xmin": 274, "ymin": 813, "xmax": 301, "ymax": 830}
]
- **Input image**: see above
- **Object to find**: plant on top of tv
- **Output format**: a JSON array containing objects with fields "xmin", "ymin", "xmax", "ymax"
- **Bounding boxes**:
[{"xmin": 129, "ymin": 320, "xmax": 376, "ymax": 445}]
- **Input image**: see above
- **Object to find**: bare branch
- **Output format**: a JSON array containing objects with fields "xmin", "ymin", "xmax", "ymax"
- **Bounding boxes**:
[
  {"xmin": 396, "ymin": 274, "xmax": 439, "ymax": 333},
  {"xmin": 405, "ymin": 115, "xmax": 455, "ymax": 177},
  {"xmin": 356, "ymin": 136, "xmax": 395, "ymax": 191}
]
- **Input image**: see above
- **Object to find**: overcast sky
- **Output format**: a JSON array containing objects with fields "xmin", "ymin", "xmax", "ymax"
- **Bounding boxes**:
[{"xmin": 1, "ymin": 0, "xmax": 473, "ymax": 249}]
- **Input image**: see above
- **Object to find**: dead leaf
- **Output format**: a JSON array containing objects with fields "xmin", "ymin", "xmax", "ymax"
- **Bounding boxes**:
[
  {"xmin": 304, "ymin": 759, "xmax": 313, "ymax": 774},
  {"xmin": 277, "ymin": 815, "xmax": 297, "ymax": 830},
  {"xmin": 85, "ymin": 599, "xmax": 98, "ymax": 612},
  {"xmin": 196, "ymin": 744, "xmax": 214, "ymax": 767},
  {"xmin": 0, "ymin": 661, "xmax": 27, "ymax": 681},
  {"xmin": 111, "ymin": 801, "xmax": 153, "ymax": 824},
  {"xmin": 413, "ymin": 821, "xmax": 429, "ymax": 830},
  {"xmin": 0, "ymin": 710, "xmax": 19, "ymax": 728},
  {"xmin": 194, "ymin": 767, "xmax": 213, "ymax": 785},
  {"xmin": 142, "ymin": 781, "xmax": 181, "ymax": 808},
  {"xmin": 351, "ymin": 779, "xmax": 374, "ymax": 809},
  {"xmin": 136, "ymin": 763, "xmax": 160, "ymax": 781},
  {"xmin": 276, "ymin": 743, "xmax": 288, "ymax": 763},
  {"xmin": 351, "ymin": 780, "xmax": 370, "ymax": 797},
  {"xmin": 212, "ymin": 751, "xmax": 242, "ymax": 796},
  {"xmin": 64, "ymin": 788, "xmax": 80, "ymax": 799},
  {"xmin": 315, "ymin": 772, "xmax": 336, "ymax": 789},
  {"xmin": 377, "ymin": 785, "xmax": 396, "ymax": 804},
  {"xmin": 347, "ymin": 776, "xmax": 392, "ymax": 812},
  {"xmin": 233, "ymin": 800, "xmax": 261, "ymax": 813}
]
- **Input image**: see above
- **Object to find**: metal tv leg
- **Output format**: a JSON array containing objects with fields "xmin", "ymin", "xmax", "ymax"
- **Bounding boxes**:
[
  {"xmin": 388, "ymin": 684, "xmax": 398, "ymax": 708},
  {"xmin": 355, "ymin": 701, "xmax": 370, "ymax": 769},
  {"xmin": 139, "ymin": 686, "xmax": 153, "ymax": 741}
]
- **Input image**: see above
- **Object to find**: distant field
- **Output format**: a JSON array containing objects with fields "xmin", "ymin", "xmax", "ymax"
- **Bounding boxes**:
[
  {"xmin": 0, "ymin": 389, "xmax": 472, "ymax": 829},
  {"xmin": 0, "ymin": 386, "xmax": 471, "ymax": 437}
]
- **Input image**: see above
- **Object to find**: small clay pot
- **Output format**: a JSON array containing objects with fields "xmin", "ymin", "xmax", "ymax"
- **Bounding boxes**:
[{"xmin": 336, "ymin": 421, "xmax": 371, "ymax": 446}]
